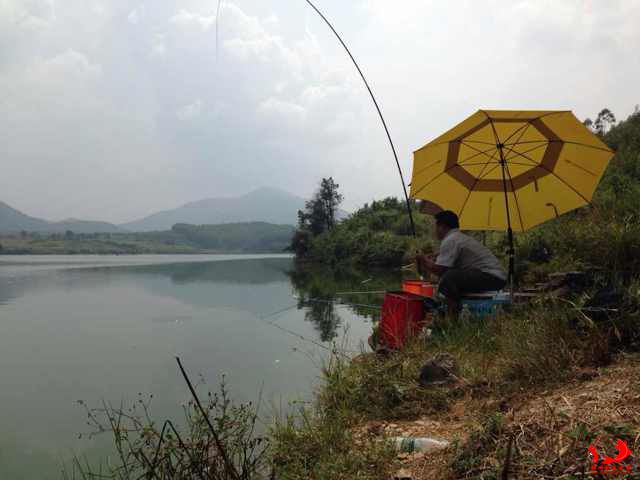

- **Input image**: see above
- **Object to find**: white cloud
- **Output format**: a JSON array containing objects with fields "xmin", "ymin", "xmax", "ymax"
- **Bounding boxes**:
[
  {"xmin": 35, "ymin": 49, "xmax": 102, "ymax": 78},
  {"xmin": 258, "ymin": 97, "xmax": 305, "ymax": 123},
  {"xmin": 127, "ymin": 6, "xmax": 144, "ymax": 25},
  {"xmin": 150, "ymin": 33, "xmax": 166, "ymax": 57},
  {"xmin": 9, "ymin": 0, "xmax": 56, "ymax": 31},
  {"xmin": 169, "ymin": 9, "xmax": 216, "ymax": 32},
  {"xmin": 177, "ymin": 99, "xmax": 204, "ymax": 120}
]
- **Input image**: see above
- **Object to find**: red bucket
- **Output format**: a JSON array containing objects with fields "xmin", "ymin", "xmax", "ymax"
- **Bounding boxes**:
[
  {"xmin": 378, "ymin": 292, "xmax": 426, "ymax": 350},
  {"xmin": 402, "ymin": 280, "xmax": 435, "ymax": 298}
]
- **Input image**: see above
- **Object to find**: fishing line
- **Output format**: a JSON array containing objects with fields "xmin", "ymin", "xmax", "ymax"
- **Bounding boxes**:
[
  {"xmin": 334, "ymin": 290, "xmax": 386, "ymax": 295},
  {"xmin": 260, "ymin": 296, "xmax": 381, "ymax": 324},
  {"xmin": 258, "ymin": 296, "xmax": 377, "ymax": 355},
  {"xmin": 293, "ymin": 295, "xmax": 381, "ymax": 310},
  {"xmin": 260, "ymin": 302, "xmax": 300, "ymax": 321},
  {"xmin": 259, "ymin": 310, "xmax": 356, "ymax": 356},
  {"xmin": 263, "ymin": 318, "xmax": 336, "ymax": 354},
  {"xmin": 303, "ymin": 0, "xmax": 417, "ymax": 237}
]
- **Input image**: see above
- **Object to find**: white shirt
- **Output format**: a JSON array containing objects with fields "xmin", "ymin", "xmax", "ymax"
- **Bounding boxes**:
[{"xmin": 436, "ymin": 229, "xmax": 507, "ymax": 281}]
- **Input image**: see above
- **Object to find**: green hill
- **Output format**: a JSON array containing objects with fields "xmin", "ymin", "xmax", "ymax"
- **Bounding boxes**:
[
  {"xmin": 169, "ymin": 222, "xmax": 295, "ymax": 252},
  {"xmin": 0, "ymin": 221, "xmax": 294, "ymax": 254}
]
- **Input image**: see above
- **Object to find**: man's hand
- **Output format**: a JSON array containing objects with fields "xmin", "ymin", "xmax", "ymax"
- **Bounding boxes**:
[
  {"xmin": 416, "ymin": 253, "xmax": 447, "ymax": 277},
  {"xmin": 416, "ymin": 254, "xmax": 436, "ymax": 271}
]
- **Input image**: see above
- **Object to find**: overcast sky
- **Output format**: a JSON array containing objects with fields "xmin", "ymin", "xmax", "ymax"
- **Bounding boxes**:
[{"xmin": 1, "ymin": 0, "xmax": 638, "ymax": 223}]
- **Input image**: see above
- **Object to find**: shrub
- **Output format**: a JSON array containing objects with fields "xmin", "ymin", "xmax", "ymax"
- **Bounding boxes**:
[{"xmin": 65, "ymin": 377, "xmax": 268, "ymax": 480}]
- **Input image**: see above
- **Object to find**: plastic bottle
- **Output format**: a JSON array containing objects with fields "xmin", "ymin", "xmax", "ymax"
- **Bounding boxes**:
[{"xmin": 389, "ymin": 436, "xmax": 450, "ymax": 453}]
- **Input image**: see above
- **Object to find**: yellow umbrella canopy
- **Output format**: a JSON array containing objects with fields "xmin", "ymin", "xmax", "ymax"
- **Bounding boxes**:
[{"xmin": 410, "ymin": 110, "xmax": 614, "ymax": 232}]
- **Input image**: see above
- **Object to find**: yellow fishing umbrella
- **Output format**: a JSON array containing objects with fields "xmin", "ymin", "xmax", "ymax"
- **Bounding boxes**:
[{"xmin": 410, "ymin": 110, "xmax": 614, "ymax": 280}]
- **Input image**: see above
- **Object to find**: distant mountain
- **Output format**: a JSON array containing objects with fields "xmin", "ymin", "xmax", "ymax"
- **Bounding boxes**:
[
  {"xmin": 52, "ymin": 219, "xmax": 127, "ymax": 234},
  {"xmin": 0, "ymin": 201, "xmax": 49, "ymax": 233},
  {"xmin": 0, "ymin": 201, "xmax": 125, "ymax": 234},
  {"xmin": 1, "ymin": 187, "xmax": 349, "ymax": 235},
  {"xmin": 122, "ymin": 187, "xmax": 348, "ymax": 232}
]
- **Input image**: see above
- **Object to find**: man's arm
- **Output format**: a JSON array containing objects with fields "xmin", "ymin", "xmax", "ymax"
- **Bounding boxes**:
[
  {"xmin": 416, "ymin": 254, "xmax": 449, "ymax": 277},
  {"xmin": 417, "ymin": 235, "xmax": 458, "ymax": 277}
]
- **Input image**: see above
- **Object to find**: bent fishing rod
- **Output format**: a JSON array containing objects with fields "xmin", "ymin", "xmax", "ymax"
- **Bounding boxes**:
[{"xmin": 303, "ymin": 0, "xmax": 417, "ymax": 238}]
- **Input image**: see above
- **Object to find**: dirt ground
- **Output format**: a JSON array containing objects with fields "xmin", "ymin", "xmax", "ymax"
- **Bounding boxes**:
[{"xmin": 355, "ymin": 353, "xmax": 640, "ymax": 479}]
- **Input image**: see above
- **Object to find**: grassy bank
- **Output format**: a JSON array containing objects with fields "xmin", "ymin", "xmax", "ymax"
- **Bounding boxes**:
[{"xmin": 270, "ymin": 284, "xmax": 640, "ymax": 479}]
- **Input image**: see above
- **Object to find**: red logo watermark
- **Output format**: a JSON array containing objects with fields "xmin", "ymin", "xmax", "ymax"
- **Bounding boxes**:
[{"xmin": 588, "ymin": 439, "xmax": 633, "ymax": 475}]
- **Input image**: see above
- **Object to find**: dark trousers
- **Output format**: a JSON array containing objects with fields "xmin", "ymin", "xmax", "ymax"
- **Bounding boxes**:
[{"xmin": 438, "ymin": 269, "xmax": 506, "ymax": 301}]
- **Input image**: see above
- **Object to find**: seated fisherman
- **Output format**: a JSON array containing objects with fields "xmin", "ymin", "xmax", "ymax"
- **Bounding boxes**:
[{"xmin": 416, "ymin": 210, "xmax": 507, "ymax": 317}]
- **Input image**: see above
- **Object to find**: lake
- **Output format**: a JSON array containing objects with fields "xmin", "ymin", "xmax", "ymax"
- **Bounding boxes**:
[{"xmin": 0, "ymin": 254, "xmax": 399, "ymax": 478}]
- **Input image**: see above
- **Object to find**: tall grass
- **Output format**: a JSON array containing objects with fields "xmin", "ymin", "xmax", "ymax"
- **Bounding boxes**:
[
  {"xmin": 270, "ymin": 406, "xmax": 394, "ymax": 480},
  {"xmin": 63, "ymin": 377, "xmax": 268, "ymax": 480}
]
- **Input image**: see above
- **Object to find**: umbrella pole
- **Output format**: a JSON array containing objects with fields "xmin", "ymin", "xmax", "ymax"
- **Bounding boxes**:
[{"xmin": 497, "ymin": 145, "xmax": 515, "ymax": 298}]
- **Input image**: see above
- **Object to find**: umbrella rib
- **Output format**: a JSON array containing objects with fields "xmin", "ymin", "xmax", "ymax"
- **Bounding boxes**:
[
  {"xmin": 499, "ymin": 121, "xmax": 531, "ymax": 146},
  {"xmin": 542, "ymin": 166, "xmax": 592, "ymax": 205},
  {"xmin": 460, "ymin": 139, "xmax": 496, "ymax": 146},
  {"xmin": 565, "ymin": 159, "xmax": 597, "ymax": 176},
  {"xmin": 562, "ymin": 141, "xmax": 614, "ymax": 154},
  {"xmin": 414, "ymin": 143, "xmax": 530, "ymax": 182},
  {"xmin": 412, "ymin": 144, "xmax": 497, "ymax": 196},
  {"xmin": 412, "ymin": 158, "xmax": 498, "ymax": 197},
  {"xmin": 413, "ymin": 138, "xmax": 462, "ymax": 154},
  {"xmin": 410, "ymin": 164, "xmax": 464, "ymax": 197},
  {"xmin": 411, "ymin": 157, "xmax": 447, "ymax": 179},
  {"xmin": 459, "ymin": 142, "xmax": 498, "ymax": 163},
  {"xmin": 458, "ymin": 144, "xmax": 497, "ymax": 165},
  {"xmin": 478, "ymin": 132, "xmax": 544, "ymax": 177},
  {"xmin": 502, "ymin": 122, "xmax": 531, "ymax": 154},
  {"xmin": 413, "ymin": 143, "xmax": 495, "ymax": 179},
  {"xmin": 459, "ymin": 161, "xmax": 534, "ymax": 167},
  {"xmin": 457, "ymin": 148, "xmax": 500, "ymax": 220},
  {"xmin": 504, "ymin": 143, "xmax": 548, "ymax": 163},
  {"xmin": 490, "ymin": 112, "xmax": 566, "ymax": 149},
  {"xmin": 501, "ymin": 124, "xmax": 542, "ymax": 167},
  {"xmin": 504, "ymin": 140, "xmax": 612, "ymax": 154},
  {"xmin": 505, "ymin": 149, "xmax": 592, "ymax": 205},
  {"xmin": 478, "ymin": 163, "xmax": 501, "ymax": 180},
  {"xmin": 504, "ymin": 139, "xmax": 549, "ymax": 147}
]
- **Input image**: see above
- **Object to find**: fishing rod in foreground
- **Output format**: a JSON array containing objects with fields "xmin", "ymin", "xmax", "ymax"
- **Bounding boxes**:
[{"xmin": 303, "ymin": 0, "xmax": 417, "ymax": 238}]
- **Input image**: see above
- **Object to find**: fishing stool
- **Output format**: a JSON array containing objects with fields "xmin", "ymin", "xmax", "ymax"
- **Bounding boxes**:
[{"xmin": 460, "ymin": 291, "xmax": 511, "ymax": 318}]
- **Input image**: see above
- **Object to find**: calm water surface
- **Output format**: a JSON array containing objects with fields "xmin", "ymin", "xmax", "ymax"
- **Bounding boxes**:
[{"xmin": 0, "ymin": 254, "xmax": 396, "ymax": 478}]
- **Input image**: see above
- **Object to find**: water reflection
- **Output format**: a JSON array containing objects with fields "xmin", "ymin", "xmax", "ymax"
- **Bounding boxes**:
[
  {"xmin": 0, "ymin": 257, "xmax": 402, "ymax": 343},
  {"xmin": 126, "ymin": 258, "xmax": 294, "ymax": 315},
  {"xmin": 287, "ymin": 263, "xmax": 401, "ymax": 341}
]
